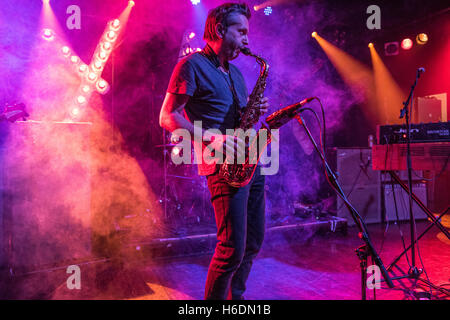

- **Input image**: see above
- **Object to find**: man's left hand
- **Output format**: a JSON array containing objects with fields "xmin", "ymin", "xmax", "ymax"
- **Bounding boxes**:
[{"xmin": 259, "ymin": 97, "xmax": 269, "ymax": 115}]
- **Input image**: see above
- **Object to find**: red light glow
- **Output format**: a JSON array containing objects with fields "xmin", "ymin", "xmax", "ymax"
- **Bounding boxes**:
[{"xmin": 401, "ymin": 38, "xmax": 413, "ymax": 50}]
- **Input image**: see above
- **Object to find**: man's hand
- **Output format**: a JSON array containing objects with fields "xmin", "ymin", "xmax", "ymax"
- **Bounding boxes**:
[
  {"xmin": 204, "ymin": 134, "xmax": 245, "ymax": 160},
  {"xmin": 259, "ymin": 96, "xmax": 269, "ymax": 115}
]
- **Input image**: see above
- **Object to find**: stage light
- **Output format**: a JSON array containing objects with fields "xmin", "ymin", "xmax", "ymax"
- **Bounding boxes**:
[
  {"xmin": 128, "ymin": 1, "xmax": 135, "ymax": 7},
  {"xmin": 368, "ymin": 43, "xmax": 374, "ymax": 48},
  {"xmin": 93, "ymin": 60, "xmax": 103, "ymax": 70},
  {"xmin": 70, "ymin": 56, "xmax": 80, "ymax": 64},
  {"xmin": 42, "ymin": 28, "xmax": 55, "ymax": 41},
  {"xmin": 190, "ymin": 0, "xmax": 201, "ymax": 5},
  {"xmin": 106, "ymin": 30, "xmax": 117, "ymax": 41},
  {"xmin": 416, "ymin": 33, "xmax": 428, "ymax": 45},
  {"xmin": 264, "ymin": 7, "xmax": 272, "ymax": 16},
  {"xmin": 97, "ymin": 80, "xmax": 107, "ymax": 89},
  {"xmin": 82, "ymin": 85, "xmax": 90, "ymax": 93},
  {"xmin": 384, "ymin": 42, "xmax": 399, "ymax": 56},
  {"xmin": 188, "ymin": 32, "xmax": 196, "ymax": 40},
  {"xmin": 96, "ymin": 79, "xmax": 110, "ymax": 94},
  {"xmin": 312, "ymin": 32, "xmax": 317, "ymax": 38},
  {"xmin": 78, "ymin": 64, "xmax": 88, "ymax": 74},
  {"xmin": 102, "ymin": 42, "xmax": 112, "ymax": 51},
  {"xmin": 61, "ymin": 46, "xmax": 71, "ymax": 57},
  {"xmin": 110, "ymin": 19, "xmax": 121, "ymax": 31},
  {"xmin": 70, "ymin": 107, "xmax": 81, "ymax": 117},
  {"xmin": 401, "ymin": 38, "xmax": 413, "ymax": 50},
  {"xmin": 77, "ymin": 95, "xmax": 87, "ymax": 105},
  {"xmin": 98, "ymin": 50, "xmax": 108, "ymax": 61},
  {"xmin": 87, "ymin": 72, "xmax": 98, "ymax": 82},
  {"xmin": 42, "ymin": 0, "xmax": 50, "ymax": 4}
]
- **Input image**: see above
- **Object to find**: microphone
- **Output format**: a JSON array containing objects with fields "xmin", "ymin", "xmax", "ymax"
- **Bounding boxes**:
[
  {"xmin": 265, "ymin": 97, "xmax": 314, "ymax": 129},
  {"xmin": 417, "ymin": 67, "xmax": 425, "ymax": 78}
]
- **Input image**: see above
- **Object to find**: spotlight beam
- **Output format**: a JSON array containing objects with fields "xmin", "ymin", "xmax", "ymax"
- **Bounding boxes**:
[{"xmin": 369, "ymin": 44, "xmax": 406, "ymax": 124}]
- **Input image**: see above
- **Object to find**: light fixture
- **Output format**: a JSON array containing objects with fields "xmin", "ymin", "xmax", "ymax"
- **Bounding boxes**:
[
  {"xmin": 70, "ymin": 56, "xmax": 80, "ymax": 64},
  {"xmin": 96, "ymin": 79, "xmax": 110, "ymax": 94},
  {"xmin": 110, "ymin": 19, "xmax": 121, "ymax": 31},
  {"xmin": 87, "ymin": 72, "xmax": 98, "ymax": 82},
  {"xmin": 42, "ymin": 28, "xmax": 55, "ymax": 41},
  {"xmin": 401, "ymin": 38, "xmax": 413, "ymax": 50},
  {"xmin": 61, "ymin": 46, "xmax": 71, "ymax": 57},
  {"xmin": 416, "ymin": 33, "xmax": 428, "ymax": 45},
  {"xmin": 77, "ymin": 95, "xmax": 87, "ymax": 105},
  {"xmin": 384, "ymin": 42, "xmax": 399, "ymax": 56}
]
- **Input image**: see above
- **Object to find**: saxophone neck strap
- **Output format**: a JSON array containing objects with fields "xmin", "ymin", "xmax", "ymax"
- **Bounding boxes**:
[{"xmin": 201, "ymin": 44, "xmax": 230, "ymax": 71}]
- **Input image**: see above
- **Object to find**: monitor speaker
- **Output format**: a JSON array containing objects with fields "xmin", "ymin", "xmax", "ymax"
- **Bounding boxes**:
[
  {"xmin": 336, "ymin": 148, "xmax": 381, "ymax": 226},
  {"xmin": 383, "ymin": 182, "xmax": 428, "ymax": 222}
]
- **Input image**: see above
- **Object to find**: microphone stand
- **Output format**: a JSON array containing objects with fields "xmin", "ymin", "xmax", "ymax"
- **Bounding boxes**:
[
  {"xmin": 396, "ymin": 69, "xmax": 422, "ymax": 277},
  {"xmin": 293, "ymin": 112, "xmax": 394, "ymax": 299}
]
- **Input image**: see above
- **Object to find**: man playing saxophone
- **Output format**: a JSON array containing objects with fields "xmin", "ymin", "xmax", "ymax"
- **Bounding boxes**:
[{"xmin": 159, "ymin": 2, "xmax": 269, "ymax": 300}]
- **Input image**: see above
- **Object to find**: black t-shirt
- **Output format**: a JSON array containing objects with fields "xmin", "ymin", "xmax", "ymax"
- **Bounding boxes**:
[
  {"xmin": 167, "ymin": 52, "xmax": 248, "ymax": 131},
  {"xmin": 167, "ymin": 51, "xmax": 249, "ymax": 175}
]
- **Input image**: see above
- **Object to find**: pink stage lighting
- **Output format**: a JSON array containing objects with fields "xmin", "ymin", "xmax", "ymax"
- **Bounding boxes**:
[
  {"xmin": 77, "ymin": 95, "xmax": 87, "ymax": 105},
  {"xmin": 87, "ymin": 72, "xmax": 98, "ymax": 82},
  {"xmin": 106, "ymin": 31, "xmax": 117, "ymax": 42},
  {"xmin": 98, "ymin": 50, "xmax": 108, "ymax": 61},
  {"xmin": 61, "ymin": 46, "xmax": 71, "ymax": 57},
  {"xmin": 110, "ymin": 19, "xmax": 121, "ymax": 31},
  {"xmin": 81, "ymin": 85, "xmax": 90, "ymax": 93},
  {"xmin": 42, "ymin": 28, "xmax": 55, "ymax": 41},
  {"xmin": 93, "ymin": 60, "xmax": 103, "ymax": 71},
  {"xmin": 70, "ymin": 107, "xmax": 81, "ymax": 118},
  {"xmin": 401, "ymin": 38, "xmax": 413, "ymax": 50},
  {"xmin": 96, "ymin": 79, "xmax": 110, "ymax": 94},
  {"xmin": 102, "ymin": 42, "xmax": 112, "ymax": 51},
  {"xmin": 70, "ymin": 56, "xmax": 80, "ymax": 64},
  {"xmin": 78, "ymin": 64, "xmax": 88, "ymax": 74}
]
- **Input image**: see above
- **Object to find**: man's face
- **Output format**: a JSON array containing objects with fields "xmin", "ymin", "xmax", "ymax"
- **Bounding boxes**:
[{"xmin": 221, "ymin": 14, "xmax": 249, "ymax": 60}]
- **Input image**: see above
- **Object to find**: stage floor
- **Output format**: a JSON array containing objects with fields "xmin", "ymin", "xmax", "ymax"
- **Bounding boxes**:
[{"xmin": 2, "ymin": 219, "xmax": 449, "ymax": 300}]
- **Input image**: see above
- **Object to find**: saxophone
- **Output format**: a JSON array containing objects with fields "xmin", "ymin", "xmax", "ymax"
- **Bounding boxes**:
[{"xmin": 218, "ymin": 47, "xmax": 270, "ymax": 187}]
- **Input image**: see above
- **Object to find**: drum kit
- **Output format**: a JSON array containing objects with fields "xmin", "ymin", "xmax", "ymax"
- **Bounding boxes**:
[{"xmin": 155, "ymin": 131, "xmax": 212, "ymax": 224}]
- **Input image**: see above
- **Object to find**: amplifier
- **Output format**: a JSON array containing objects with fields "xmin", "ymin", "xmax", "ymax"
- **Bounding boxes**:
[{"xmin": 377, "ymin": 122, "xmax": 450, "ymax": 144}]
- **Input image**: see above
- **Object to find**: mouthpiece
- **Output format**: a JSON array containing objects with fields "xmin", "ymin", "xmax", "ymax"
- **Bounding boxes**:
[{"xmin": 240, "ymin": 47, "xmax": 251, "ymax": 55}]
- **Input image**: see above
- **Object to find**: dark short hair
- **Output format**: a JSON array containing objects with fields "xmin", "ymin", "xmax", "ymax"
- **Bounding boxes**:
[{"xmin": 203, "ymin": 3, "xmax": 251, "ymax": 42}]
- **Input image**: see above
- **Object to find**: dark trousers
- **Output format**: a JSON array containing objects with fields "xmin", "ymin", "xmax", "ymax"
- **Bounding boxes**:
[{"xmin": 204, "ymin": 166, "xmax": 265, "ymax": 300}]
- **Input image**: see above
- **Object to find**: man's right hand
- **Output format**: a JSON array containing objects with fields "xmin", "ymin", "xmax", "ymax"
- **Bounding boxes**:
[{"xmin": 204, "ymin": 134, "xmax": 246, "ymax": 160}]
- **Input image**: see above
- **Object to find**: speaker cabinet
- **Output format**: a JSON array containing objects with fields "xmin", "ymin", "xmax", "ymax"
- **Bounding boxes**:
[
  {"xmin": 336, "ymin": 148, "xmax": 381, "ymax": 226},
  {"xmin": 383, "ymin": 182, "xmax": 428, "ymax": 222},
  {"xmin": 414, "ymin": 96, "xmax": 442, "ymax": 123},
  {"xmin": 1, "ymin": 121, "xmax": 91, "ymax": 272}
]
